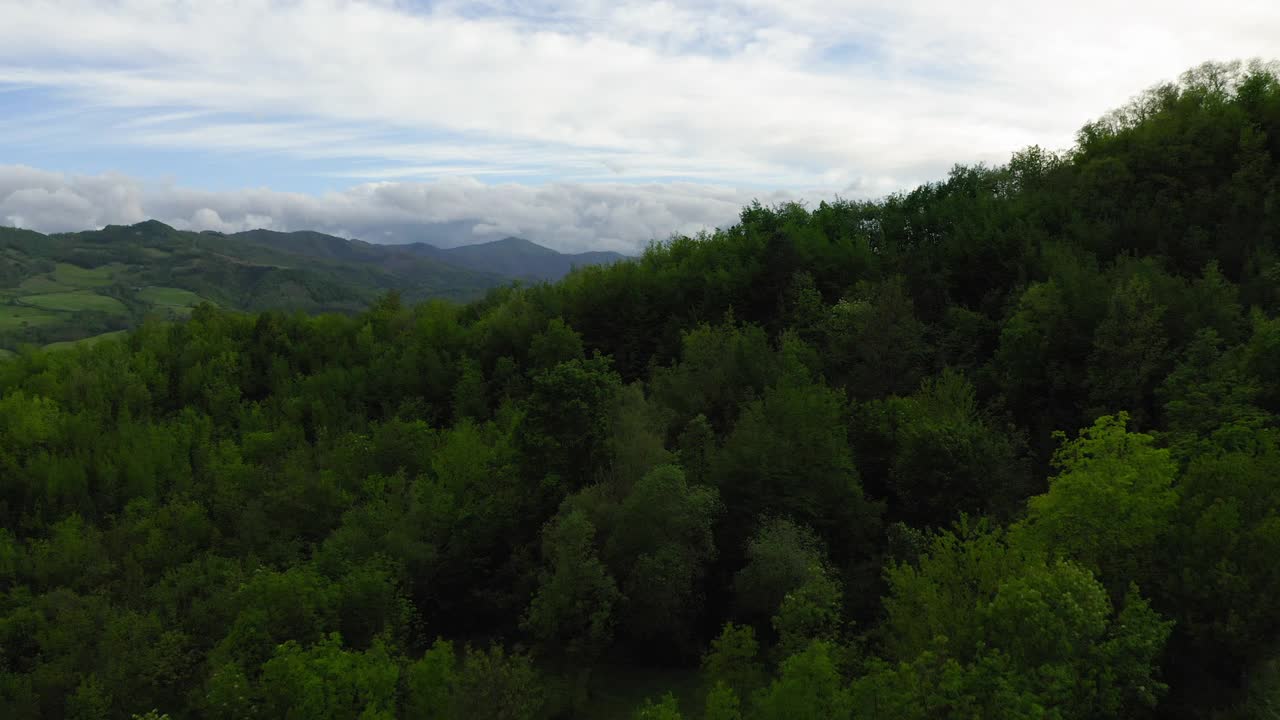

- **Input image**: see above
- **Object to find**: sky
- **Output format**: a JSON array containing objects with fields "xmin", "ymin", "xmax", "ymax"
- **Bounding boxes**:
[{"xmin": 1, "ymin": 1, "xmax": 1278, "ymax": 253}]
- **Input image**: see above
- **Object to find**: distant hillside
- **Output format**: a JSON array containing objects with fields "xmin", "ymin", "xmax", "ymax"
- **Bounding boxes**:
[
  {"xmin": 232, "ymin": 230, "xmax": 628, "ymax": 282},
  {"xmin": 420, "ymin": 237, "xmax": 629, "ymax": 281},
  {"xmin": 0, "ymin": 221, "xmax": 505, "ymax": 350},
  {"xmin": 0, "ymin": 222, "xmax": 631, "ymax": 350}
]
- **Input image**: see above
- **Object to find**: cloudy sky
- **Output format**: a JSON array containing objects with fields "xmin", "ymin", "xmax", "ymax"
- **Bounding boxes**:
[{"xmin": 1, "ymin": 0, "xmax": 1277, "ymax": 252}]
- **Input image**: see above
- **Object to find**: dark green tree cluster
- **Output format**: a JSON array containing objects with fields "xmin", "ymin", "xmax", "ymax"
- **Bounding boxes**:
[{"xmin": 2, "ymin": 60, "xmax": 1280, "ymax": 719}]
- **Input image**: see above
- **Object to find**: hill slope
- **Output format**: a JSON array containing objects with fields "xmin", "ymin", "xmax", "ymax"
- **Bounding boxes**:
[
  {"xmin": 0, "ymin": 221, "xmax": 508, "ymax": 349},
  {"xmin": 2, "ymin": 61, "xmax": 1280, "ymax": 720},
  {"xmin": 234, "ymin": 230, "xmax": 629, "ymax": 282},
  {"xmin": 421, "ymin": 237, "xmax": 629, "ymax": 281},
  {"xmin": 0, "ymin": 223, "xmax": 631, "ymax": 350}
]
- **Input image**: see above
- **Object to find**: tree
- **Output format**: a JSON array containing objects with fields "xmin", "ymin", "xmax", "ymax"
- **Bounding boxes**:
[
  {"xmin": 701, "ymin": 624, "xmax": 765, "ymax": 702},
  {"xmin": 703, "ymin": 683, "xmax": 742, "ymax": 720},
  {"xmin": 258, "ymin": 634, "xmax": 399, "ymax": 720},
  {"xmin": 66, "ymin": 675, "xmax": 111, "ymax": 720},
  {"xmin": 605, "ymin": 464, "xmax": 721, "ymax": 648},
  {"xmin": 522, "ymin": 510, "xmax": 620, "ymax": 663},
  {"xmin": 517, "ymin": 355, "xmax": 621, "ymax": 491},
  {"xmin": 675, "ymin": 414, "xmax": 716, "ymax": 487},
  {"xmin": 405, "ymin": 639, "xmax": 457, "ymax": 719},
  {"xmin": 879, "ymin": 523, "xmax": 1171, "ymax": 718},
  {"xmin": 751, "ymin": 641, "xmax": 852, "ymax": 720},
  {"xmin": 1156, "ymin": 328, "xmax": 1267, "ymax": 458},
  {"xmin": 451, "ymin": 357, "xmax": 489, "ymax": 422},
  {"xmin": 1158, "ymin": 430, "xmax": 1280, "ymax": 685},
  {"xmin": 633, "ymin": 693, "xmax": 684, "ymax": 720},
  {"xmin": 1016, "ymin": 413, "xmax": 1179, "ymax": 590},
  {"xmin": 452, "ymin": 645, "xmax": 544, "ymax": 720},
  {"xmin": 606, "ymin": 384, "xmax": 673, "ymax": 492},
  {"xmin": 733, "ymin": 518, "xmax": 833, "ymax": 628},
  {"xmin": 528, "ymin": 317, "xmax": 585, "ymax": 371},
  {"xmin": 825, "ymin": 277, "xmax": 928, "ymax": 399},
  {"xmin": 994, "ymin": 246, "xmax": 1109, "ymax": 451},
  {"xmin": 869, "ymin": 370, "xmax": 1031, "ymax": 525},
  {"xmin": 1086, "ymin": 276, "xmax": 1170, "ymax": 428},
  {"xmin": 649, "ymin": 320, "xmax": 785, "ymax": 434},
  {"xmin": 714, "ymin": 382, "xmax": 880, "ymax": 561},
  {"xmin": 772, "ymin": 565, "xmax": 843, "ymax": 660}
]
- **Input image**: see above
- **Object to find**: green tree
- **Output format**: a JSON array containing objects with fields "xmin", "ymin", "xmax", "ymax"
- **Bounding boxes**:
[
  {"xmin": 1086, "ymin": 276, "xmax": 1170, "ymax": 427},
  {"xmin": 452, "ymin": 357, "xmax": 489, "ymax": 422},
  {"xmin": 605, "ymin": 464, "xmax": 721, "ymax": 648},
  {"xmin": 703, "ymin": 683, "xmax": 742, "ymax": 720},
  {"xmin": 518, "ymin": 355, "xmax": 622, "ymax": 491},
  {"xmin": 633, "ymin": 693, "xmax": 684, "ymax": 720},
  {"xmin": 649, "ymin": 320, "xmax": 785, "ymax": 433},
  {"xmin": 258, "ymin": 634, "xmax": 399, "ymax": 720},
  {"xmin": 606, "ymin": 384, "xmax": 673, "ymax": 492},
  {"xmin": 772, "ymin": 564, "xmax": 843, "ymax": 659},
  {"xmin": 1156, "ymin": 329, "xmax": 1267, "ymax": 458},
  {"xmin": 1158, "ymin": 430, "xmax": 1280, "ymax": 684},
  {"xmin": 714, "ymin": 382, "xmax": 880, "ymax": 561},
  {"xmin": 528, "ymin": 317, "xmax": 585, "ymax": 371},
  {"xmin": 733, "ymin": 519, "xmax": 831, "ymax": 627},
  {"xmin": 452, "ymin": 645, "xmax": 544, "ymax": 720},
  {"xmin": 523, "ymin": 510, "xmax": 620, "ymax": 662},
  {"xmin": 751, "ymin": 641, "xmax": 852, "ymax": 720},
  {"xmin": 880, "ymin": 523, "xmax": 1171, "ymax": 718},
  {"xmin": 404, "ymin": 639, "xmax": 458, "ymax": 719},
  {"xmin": 825, "ymin": 277, "xmax": 928, "ymax": 399},
  {"xmin": 66, "ymin": 674, "xmax": 111, "ymax": 720},
  {"xmin": 701, "ymin": 623, "xmax": 765, "ymax": 702},
  {"xmin": 869, "ymin": 369, "xmax": 1030, "ymax": 525},
  {"xmin": 1017, "ymin": 413, "xmax": 1179, "ymax": 590}
]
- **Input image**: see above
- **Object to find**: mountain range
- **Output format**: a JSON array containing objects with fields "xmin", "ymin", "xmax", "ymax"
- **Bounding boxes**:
[
  {"xmin": 233, "ymin": 229, "xmax": 628, "ymax": 283},
  {"xmin": 0, "ymin": 220, "xmax": 629, "ymax": 351}
]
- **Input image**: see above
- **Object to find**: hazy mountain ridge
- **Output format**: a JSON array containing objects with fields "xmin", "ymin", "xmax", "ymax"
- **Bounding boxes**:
[
  {"xmin": 422, "ymin": 236, "xmax": 630, "ymax": 281},
  {"xmin": 0, "ymin": 221, "xmax": 627, "ymax": 350},
  {"xmin": 235, "ymin": 228, "xmax": 629, "ymax": 281}
]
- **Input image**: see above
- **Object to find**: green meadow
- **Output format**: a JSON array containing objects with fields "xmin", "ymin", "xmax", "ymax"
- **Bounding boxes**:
[
  {"xmin": 42, "ymin": 329, "xmax": 129, "ymax": 352},
  {"xmin": 0, "ymin": 304, "xmax": 62, "ymax": 331},
  {"xmin": 19, "ymin": 292, "xmax": 129, "ymax": 314}
]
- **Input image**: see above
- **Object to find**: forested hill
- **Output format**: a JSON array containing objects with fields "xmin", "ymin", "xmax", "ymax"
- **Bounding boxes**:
[
  {"xmin": 1, "ymin": 60, "xmax": 1279, "ymax": 720},
  {"xmin": 0, "ymin": 223, "xmax": 624, "ymax": 352},
  {"xmin": 418, "ymin": 237, "xmax": 629, "ymax": 281},
  {"xmin": 229, "ymin": 231, "xmax": 628, "ymax": 282}
]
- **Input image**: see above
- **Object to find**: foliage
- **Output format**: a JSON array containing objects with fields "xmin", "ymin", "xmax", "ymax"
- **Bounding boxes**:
[{"xmin": 1, "ymin": 60, "xmax": 1278, "ymax": 720}]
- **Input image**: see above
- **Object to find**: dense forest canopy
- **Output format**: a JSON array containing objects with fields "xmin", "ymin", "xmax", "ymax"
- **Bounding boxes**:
[{"xmin": 2, "ymin": 59, "xmax": 1280, "ymax": 719}]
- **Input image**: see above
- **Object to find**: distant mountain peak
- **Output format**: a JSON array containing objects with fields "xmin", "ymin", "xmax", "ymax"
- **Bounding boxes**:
[
  {"xmin": 435, "ymin": 236, "xmax": 627, "ymax": 280},
  {"xmin": 130, "ymin": 219, "xmax": 176, "ymax": 233},
  {"xmin": 464, "ymin": 236, "xmax": 562, "ymax": 255}
]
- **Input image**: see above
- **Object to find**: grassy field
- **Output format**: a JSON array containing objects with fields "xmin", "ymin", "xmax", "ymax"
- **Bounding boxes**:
[
  {"xmin": 42, "ymin": 330, "xmax": 129, "ymax": 352},
  {"xmin": 17, "ymin": 276, "xmax": 74, "ymax": 294},
  {"xmin": 20, "ymin": 292, "xmax": 128, "ymax": 314},
  {"xmin": 0, "ymin": 305, "xmax": 62, "ymax": 331},
  {"xmin": 138, "ymin": 286, "xmax": 205, "ymax": 307},
  {"xmin": 0, "ymin": 348, "xmax": 14, "ymax": 361},
  {"xmin": 52, "ymin": 262, "xmax": 128, "ymax": 287}
]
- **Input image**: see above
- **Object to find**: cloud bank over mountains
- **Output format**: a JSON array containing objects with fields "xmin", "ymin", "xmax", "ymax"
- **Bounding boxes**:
[
  {"xmin": 0, "ymin": 165, "xmax": 799, "ymax": 254},
  {"xmin": 3, "ymin": 1, "xmax": 1279, "ymax": 251}
]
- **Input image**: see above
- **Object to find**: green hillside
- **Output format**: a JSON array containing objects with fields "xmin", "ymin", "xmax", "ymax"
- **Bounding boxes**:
[
  {"xmin": 2, "ymin": 61, "xmax": 1280, "ymax": 720},
  {"xmin": 0, "ymin": 222, "xmax": 509, "ymax": 350}
]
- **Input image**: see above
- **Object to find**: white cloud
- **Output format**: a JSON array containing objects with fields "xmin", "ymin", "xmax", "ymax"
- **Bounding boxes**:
[
  {"xmin": 0, "ymin": 1, "xmax": 1276, "ymax": 250},
  {"xmin": 2, "ymin": 1, "xmax": 1276, "ymax": 193},
  {"xmin": 0, "ymin": 165, "xmax": 796, "ymax": 253}
]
